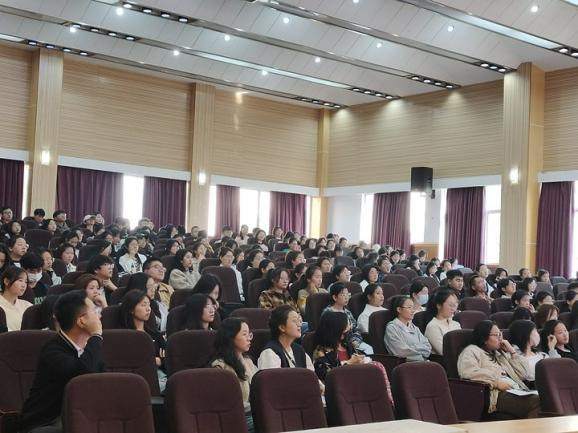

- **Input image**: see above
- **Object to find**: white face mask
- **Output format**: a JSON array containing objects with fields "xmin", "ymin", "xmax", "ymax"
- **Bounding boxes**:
[
  {"xmin": 418, "ymin": 294, "xmax": 429, "ymax": 306},
  {"xmin": 27, "ymin": 272, "xmax": 42, "ymax": 284}
]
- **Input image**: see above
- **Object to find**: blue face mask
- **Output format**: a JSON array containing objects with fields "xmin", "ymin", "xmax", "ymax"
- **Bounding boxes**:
[{"xmin": 419, "ymin": 294, "xmax": 429, "ymax": 305}]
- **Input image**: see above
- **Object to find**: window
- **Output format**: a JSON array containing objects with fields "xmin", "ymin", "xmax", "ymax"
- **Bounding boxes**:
[
  {"xmin": 410, "ymin": 192, "xmax": 426, "ymax": 244},
  {"xmin": 122, "ymin": 175, "xmax": 144, "ymax": 229},
  {"xmin": 483, "ymin": 185, "xmax": 501, "ymax": 264},
  {"xmin": 239, "ymin": 188, "xmax": 271, "ymax": 234},
  {"xmin": 359, "ymin": 193, "xmax": 374, "ymax": 243}
]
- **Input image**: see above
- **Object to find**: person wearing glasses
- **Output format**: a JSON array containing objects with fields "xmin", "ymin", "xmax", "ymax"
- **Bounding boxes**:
[
  {"xmin": 384, "ymin": 295, "xmax": 431, "ymax": 361},
  {"xmin": 322, "ymin": 282, "xmax": 373, "ymax": 355},
  {"xmin": 144, "ymin": 257, "xmax": 174, "ymax": 308},
  {"xmin": 457, "ymin": 320, "xmax": 539, "ymax": 419}
]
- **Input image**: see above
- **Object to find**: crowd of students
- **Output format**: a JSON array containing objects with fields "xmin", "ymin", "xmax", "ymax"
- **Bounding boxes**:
[{"xmin": 0, "ymin": 206, "xmax": 576, "ymax": 432}]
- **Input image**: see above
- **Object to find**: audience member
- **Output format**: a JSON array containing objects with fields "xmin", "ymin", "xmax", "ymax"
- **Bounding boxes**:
[
  {"xmin": 357, "ymin": 283, "xmax": 386, "ymax": 333},
  {"xmin": 424, "ymin": 289, "xmax": 460, "ymax": 355},
  {"xmin": 258, "ymin": 268, "xmax": 296, "ymax": 310},
  {"xmin": 219, "ymin": 247, "xmax": 244, "ymax": 302},
  {"xmin": 116, "ymin": 236, "xmax": 146, "ymax": 276},
  {"xmin": 144, "ymin": 258, "xmax": 173, "ymax": 308},
  {"xmin": 74, "ymin": 274, "xmax": 107, "ymax": 311},
  {"xmin": 184, "ymin": 293, "xmax": 217, "ymax": 330},
  {"xmin": 295, "ymin": 266, "xmax": 326, "ymax": 315},
  {"xmin": 534, "ymin": 291, "xmax": 554, "ymax": 309},
  {"xmin": 445, "ymin": 270, "xmax": 465, "ymax": 299},
  {"xmin": 540, "ymin": 320, "xmax": 576, "ymax": 362},
  {"xmin": 359, "ymin": 264, "xmax": 379, "ymax": 289},
  {"xmin": 126, "ymin": 272, "xmax": 167, "ymax": 332},
  {"xmin": 409, "ymin": 281, "xmax": 428, "ymax": 312},
  {"xmin": 6, "ymin": 236, "xmax": 28, "ymax": 267},
  {"xmin": 512, "ymin": 290, "xmax": 535, "ymax": 313},
  {"xmin": 559, "ymin": 290, "xmax": 578, "ymax": 314},
  {"xmin": 87, "ymin": 255, "xmax": 118, "ymax": 295},
  {"xmin": 21, "ymin": 252, "xmax": 48, "ymax": 305},
  {"xmin": 534, "ymin": 303, "xmax": 559, "ymax": 329},
  {"xmin": 168, "ymin": 248, "xmax": 200, "ymax": 289},
  {"xmin": 0, "ymin": 266, "xmax": 32, "ymax": 331}
]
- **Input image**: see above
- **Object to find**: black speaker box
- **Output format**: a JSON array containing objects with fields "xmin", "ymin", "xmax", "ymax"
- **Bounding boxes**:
[{"xmin": 411, "ymin": 167, "xmax": 433, "ymax": 193}]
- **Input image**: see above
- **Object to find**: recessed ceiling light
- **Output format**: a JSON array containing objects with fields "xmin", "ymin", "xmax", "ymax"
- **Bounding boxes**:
[
  {"xmin": 46, "ymin": 44, "xmax": 55, "ymax": 49},
  {"xmin": 63, "ymin": 48, "xmax": 72, "ymax": 52},
  {"xmin": 375, "ymin": 93, "xmax": 383, "ymax": 96},
  {"xmin": 282, "ymin": 17, "xmax": 290, "ymax": 24},
  {"xmin": 314, "ymin": 57, "xmax": 321, "ymax": 63},
  {"xmin": 498, "ymin": 68, "xmax": 506, "ymax": 72},
  {"xmin": 424, "ymin": 79, "xmax": 432, "ymax": 83},
  {"xmin": 353, "ymin": 0, "xmax": 360, "ymax": 3},
  {"xmin": 559, "ymin": 47, "xmax": 569, "ymax": 53},
  {"xmin": 572, "ymin": 52, "xmax": 578, "ymax": 57},
  {"xmin": 312, "ymin": 100, "xmax": 320, "ymax": 104},
  {"xmin": 363, "ymin": 90, "xmax": 372, "ymax": 94},
  {"xmin": 530, "ymin": 5, "xmax": 539, "ymax": 13},
  {"xmin": 69, "ymin": 26, "xmax": 77, "ymax": 33},
  {"xmin": 72, "ymin": 24, "xmax": 81, "ymax": 28},
  {"xmin": 446, "ymin": 84, "xmax": 454, "ymax": 89},
  {"xmin": 352, "ymin": 88, "xmax": 361, "ymax": 91},
  {"xmin": 126, "ymin": 36, "xmax": 135, "ymax": 41},
  {"xmin": 79, "ymin": 51, "xmax": 88, "ymax": 56},
  {"xmin": 447, "ymin": 25, "xmax": 454, "ymax": 32},
  {"xmin": 261, "ymin": 70, "xmax": 269, "ymax": 76},
  {"xmin": 324, "ymin": 102, "xmax": 331, "ymax": 106},
  {"xmin": 435, "ymin": 82, "xmax": 442, "ymax": 86},
  {"xmin": 178, "ymin": 17, "xmax": 188, "ymax": 23},
  {"xmin": 173, "ymin": 49, "xmax": 180, "ymax": 56},
  {"xmin": 224, "ymin": 34, "xmax": 231, "ymax": 41},
  {"xmin": 123, "ymin": 2, "xmax": 132, "ymax": 8},
  {"xmin": 411, "ymin": 76, "xmax": 420, "ymax": 80},
  {"xmin": 481, "ymin": 63, "xmax": 489, "ymax": 67},
  {"xmin": 115, "ymin": 7, "xmax": 124, "ymax": 16},
  {"xmin": 490, "ymin": 65, "xmax": 498, "ymax": 69},
  {"xmin": 161, "ymin": 12, "xmax": 171, "ymax": 18},
  {"xmin": 386, "ymin": 95, "xmax": 394, "ymax": 99},
  {"xmin": 90, "ymin": 28, "xmax": 99, "ymax": 32},
  {"xmin": 108, "ymin": 32, "xmax": 117, "ymax": 36},
  {"xmin": 142, "ymin": 8, "xmax": 152, "ymax": 13},
  {"xmin": 334, "ymin": 105, "xmax": 341, "ymax": 108},
  {"xmin": 28, "ymin": 41, "xmax": 37, "ymax": 46},
  {"xmin": 376, "ymin": 42, "xmax": 383, "ymax": 48}
]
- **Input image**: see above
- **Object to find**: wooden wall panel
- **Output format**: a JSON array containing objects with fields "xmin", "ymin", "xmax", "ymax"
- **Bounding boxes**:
[
  {"xmin": 328, "ymin": 81, "xmax": 504, "ymax": 187},
  {"xmin": 544, "ymin": 67, "xmax": 578, "ymax": 171},
  {"xmin": 0, "ymin": 45, "xmax": 31, "ymax": 151},
  {"xmin": 213, "ymin": 90, "xmax": 318, "ymax": 187},
  {"xmin": 59, "ymin": 60, "xmax": 191, "ymax": 170}
]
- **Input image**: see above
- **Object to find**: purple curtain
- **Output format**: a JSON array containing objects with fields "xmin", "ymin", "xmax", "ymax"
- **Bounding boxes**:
[
  {"xmin": 56, "ymin": 166, "xmax": 123, "ymax": 225},
  {"xmin": 536, "ymin": 182, "xmax": 574, "ymax": 278},
  {"xmin": 216, "ymin": 185, "xmax": 240, "ymax": 233},
  {"xmin": 371, "ymin": 192, "xmax": 410, "ymax": 252},
  {"xmin": 143, "ymin": 176, "xmax": 187, "ymax": 228},
  {"xmin": 269, "ymin": 191, "xmax": 306, "ymax": 234},
  {"xmin": 0, "ymin": 158, "xmax": 24, "ymax": 219},
  {"xmin": 444, "ymin": 187, "xmax": 484, "ymax": 269}
]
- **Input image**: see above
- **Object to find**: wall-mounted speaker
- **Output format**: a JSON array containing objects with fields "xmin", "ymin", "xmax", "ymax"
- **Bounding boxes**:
[{"xmin": 411, "ymin": 167, "xmax": 433, "ymax": 194}]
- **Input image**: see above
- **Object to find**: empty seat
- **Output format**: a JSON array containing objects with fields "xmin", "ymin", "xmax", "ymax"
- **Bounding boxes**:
[
  {"xmin": 325, "ymin": 364, "xmax": 394, "ymax": 426},
  {"xmin": 102, "ymin": 329, "xmax": 161, "ymax": 396},
  {"xmin": 443, "ymin": 329, "xmax": 473, "ymax": 379},
  {"xmin": 379, "ymin": 283, "xmax": 400, "ymax": 303},
  {"xmin": 47, "ymin": 283, "xmax": 75, "ymax": 296},
  {"xmin": 52, "ymin": 259, "xmax": 68, "ymax": 277},
  {"xmin": 203, "ymin": 266, "xmax": 242, "ymax": 303},
  {"xmin": 535, "ymin": 282, "xmax": 554, "ymax": 295},
  {"xmin": 166, "ymin": 305, "xmax": 187, "ymax": 337},
  {"xmin": 230, "ymin": 308, "xmax": 272, "ymax": 330},
  {"xmin": 166, "ymin": 369, "xmax": 248, "ymax": 433},
  {"xmin": 63, "ymin": 373, "xmax": 154, "ymax": 433},
  {"xmin": 101, "ymin": 305, "xmax": 123, "ymax": 329},
  {"xmin": 454, "ymin": 311, "xmax": 487, "ymax": 329},
  {"xmin": 20, "ymin": 305, "xmax": 47, "ymax": 330},
  {"xmin": 412, "ymin": 311, "xmax": 428, "ymax": 334},
  {"xmin": 535, "ymin": 357, "xmax": 578, "ymax": 416},
  {"xmin": 368, "ymin": 310, "xmax": 394, "ymax": 355},
  {"xmin": 394, "ymin": 268, "xmax": 418, "ymax": 281},
  {"xmin": 559, "ymin": 312, "xmax": 573, "ymax": 330},
  {"xmin": 305, "ymin": 292, "xmax": 331, "ymax": 331},
  {"xmin": 166, "ymin": 330, "xmax": 217, "ymax": 376},
  {"xmin": 250, "ymin": 368, "xmax": 327, "ymax": 433},
  {"xmin": 161, "ymin": 255, "xmax": 177, "ymax": 283},
  {"xmin": 458, "ymin": 297, "xmax": 491, "ymax": 316},
  {"xmin": 392, "ymin": 361, "xmax": 458, "ymax": 424}
]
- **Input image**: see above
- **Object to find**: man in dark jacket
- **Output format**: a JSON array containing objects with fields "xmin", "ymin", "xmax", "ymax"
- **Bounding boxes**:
[{"xmin": 19, "ymin": 290, "xmax": 104, "ymax": 433}]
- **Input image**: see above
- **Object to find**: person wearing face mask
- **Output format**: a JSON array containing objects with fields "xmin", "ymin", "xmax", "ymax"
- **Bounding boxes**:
[
  {"xmin": 21, "ymin": 252, "xmax": 48, "ymax": 305},
  {"xmin": 409, "ymin": 281, "xmax": 429, "ymax": 313}
]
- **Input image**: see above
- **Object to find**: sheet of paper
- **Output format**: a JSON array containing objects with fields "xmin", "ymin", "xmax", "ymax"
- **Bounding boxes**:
[{"xmin": 506, "ymin": 389, "xmax": 539, "ymax": 396}]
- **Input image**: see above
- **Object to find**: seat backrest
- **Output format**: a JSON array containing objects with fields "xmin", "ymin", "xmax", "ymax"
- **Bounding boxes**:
[
  {"xmin": 248, "ymin": 279, "xmax": 267, "ymax": 308},
  {"xmin": 63, "ymin": 373, "xmax": 154, "ymax": 433},
  {"xmin": 243, "ymin": 267, "xmax": 262, "ymax": 287},
  {"xmin": 490, "ymin": 312, "xmax": 514, "ymax": 330},
  {"xmin": 454, "ymin": 311, "xmax": 487, "ymax": 329},
  {"xmin": 412, "ymin": 311, "xmax": 428, "ymax": 334},
  {"xmin": 101, "ymin": 305, "xmax": 123, "ymax": 329},
  {"xmin": 322, "ymin": 272, "xmax": 336, "ymax": 289},
  {"xmin": 392, "ymin": 361, "xmax": 458, "ymax": 424},
  {"xmin": 535, "ymin": 282, "xmax": 554, "ymax": 295},
  {"xmin": 343, "ymin": 281, "xmax": 362, "ymax": 296},
  {"xmin": 302, "ymin": 248, "xmax": 316, "ymax": 259},
  {"xmin": 230, "ymin": 308, "xmax": 271, "ymax": 330},
  {"xmin": 166, "ymin": 330, "xmax": 217, "ymax": 376},
  {"xmin": 368, "ymin": 310, "xmax": 394, "ymax": 355},
  {"xmin": 0, "ymin": 330, "xmax": 57, "ymax": 411},
  {"xmin": 301, "ymin": 332, "xmax": 316, "ymax": 357},
  {"xmin": 412, "ymin": 276, "xmax": 440, "ymax": 291},
  {"xmin": 102, "ymin": 330, "xmax": 161, "ymax": 396},
  {"xmin": 535, "ymin": 358, "xmax": 578, "ymax": 415},
  {"xmin": 458, "ymin": 297, "xmax": 491, "ymax": 316},
  {"xmin": 250, "ymin": 368, "xmax": 327, "ymax": 433},
  {"xmin": 0, "ymin": 307, "xmax": 6, "ymax": 333},
  {"xmin": 203, "ymin": 266, "xmax": 242, "ymax": 303},
  {"xmin": 166, "ymin": 369, "xmax": 248, "ymax": 433},
  {"xmin": 161, "ymin": 255, "xmax": 178, "ymax": 283},
  {"xmin": 325, "ymin": 364, "xmax": 394, "ymax": 426},
  {"xmin": 169, "ymin": 288, "xmax": 195, "ymax": 310},
  {"xmin": 381, "ymin": 274, "xmax": 410, "ymax": 290},
  {"xmin": 199, "ymin": 258, "xmax": 221, "ymax": 273},
  {"xmin": 24, "ymin": 229, "xmax": 53, "ymax": 249},
  {"xmin": 61, "ymin": 271, "xmax": 86, "ymax": 284},
  {"xmin": 247, "ymin": 329, "xmax": 271, "ymax": 363},
  {"xmin": 335, "ymin": 256, "xmax": 354, "ymax": 267},
  {"xmin": 491, "ymin": 297, "xmax": 513, "ymax": 313},
  {"xmin": 347, "ymin": 293, "xmax": 365, "ymax": 320},
  {"xmin": 21, "ymin": 304, "xmax": 47, "ymax": 330},
  {"xmin": 305, "ymin": 292, "xmax": 331, "ymax": 331},
  {"xmin": 166, "ymin": 305, "xmax": 187, "ymax": 337},
  {"xmin": 379, "ymin": 283, "xmax": 400, "ymax": 304},
  {"xmin": 443, "ymin": 329, "xmax": 473, "ymax": 379},
  {"xmin": 394, "ymin": 268, "xmax": 418, "ymax": 281},
  {"xmin": 47, "ymin": 283, "xmax": 76, "ymax": 296},
  {"xmin": 52, "ymin": 258, "xmax": 68, "ymax": 277},
  {"xmin": 559, "ymin": 312, "xmax": 573, "ymax": 331}
]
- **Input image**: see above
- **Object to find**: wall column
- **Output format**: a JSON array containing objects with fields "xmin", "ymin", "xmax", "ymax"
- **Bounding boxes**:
[
  {"xmin": 28, "ymin": 49, "xmax": 63, "ymax": 214},
  {"xmin": 187, "ymin": 83, "xmax": 215, "ymax": 230},
  {"xmin": 500, "ymin": 63, "xmax": 544, "ymax": 272},
  {"xmin": 310, "ymin": 109, "xmax": 330, "ymax": 237}
]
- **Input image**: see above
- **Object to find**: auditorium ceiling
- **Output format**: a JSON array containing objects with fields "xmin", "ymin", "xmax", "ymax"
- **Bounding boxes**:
[{"xmin": 0, "ymin": 0, "xmax": 576, "ymax": 107}]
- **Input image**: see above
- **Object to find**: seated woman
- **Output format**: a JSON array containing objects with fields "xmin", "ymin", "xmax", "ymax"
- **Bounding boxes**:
[
  {"xmin": 359, "ymin": 264, "xmax": 379, "ymax": 290},
  {"xmin": 190, "ymin": 242, "xmax": 207, "ymax": 274},
  {"xmin": 512, "ymin": 307, "xmax": 533, "ymax": 322},
  {"xmin": 457, "ymin": 320, "xmax": 540, "ymax": 419},
  {"xmin": 312, "ymin": 311, "xmax": 393, "ymax": 405},
  {"xmin": 119, "ymin": 289, "xmax": 167, "ymax": 390},
  {"xmin": 6, "ymin": 236, "xmax": 28, "ymax": 267},
  {"xmin": 258, "ymin": 259, "xmax": 275, "ymax": 277},
  {"xmin": 316, "ymin": 257, "xmax": 332, "ymax": 274},
  {"xmin": 258, "ymin": 305, "xmax": 314, "ymax": 370},
  {"xmin": 357, "ymin": 283, "xmax": 386, "ymax": 333},
  {"xmin": 384, "ymin": 295, "xmax": 431, "ymax": 361},
  {"xmin": 490, "ymin": 267, "xmax": 509, "ymax": 290},
  {"xmin": 169, "ymin": 248, "xmax": 200, "ymax": 289},
  {"xmin": 258, "ymin": 268, "xmax": 297, "ymax": 310},
  {"xmin": 219, "ymin": 247, "xmax": 244, "ymax": 302},
  {"xmin": 126, "ymin": 272, "xmax": 168, "ymax": 333},
  {"xmin": 405, "ymin": 255, "xmax": 424, "ymax": 277},
  {"xmin": 3, "ymin": 220, "xmax": 22, "ymax": 240},
  {"xmin": 117, "ymin": 237, "xmax": 147, "ymax": 276},
  {"xmin": 163, "ymin": 239, "xmax": 180, "ymax": 257},
  {"xmin": 192, "ymin": 273, "xmax": 223, "ymax": 311},
  {"xmin": 296, "ymin": 266, "xmax": 327, "ymax": 315},
  {"xmin": 519, "ymin": 277, "xmax": 537, "ymax": 298},
  {"xmin": 210, "ymin": 317, "xmax": 258, "ymax": 430},
  {"xmin": 40, "ymin": 218, "xmax": 57, "ymax": 235},
  {"xmin": 38, "ymin": 248, "xmax": 61, "ymax": 287},
  {"xmin": 540, "ymin": 319, "xmax": 577, "ymax": 361},
  {"xmin": 409, "ymin": 281, "xmax": 429, "ymax": 313},
  {"xmin": 74, "ymin": 274, "xmax": 107, "ymax": 312},
  {"xmin": 0, "ymin": 266, "xmax": 32, "ymax": 331},
  {"xmin": 328, "ymin": 265, "xmax": 351, "ymax": 291},
  {"xmin": 285, "ymin": 251, "xmax": 305, "ymax": 271},
  {"xmin": 534, "ymin": 304, "xmax": 559, "ymax": 329},
  {"xmin": 184, "ymin": 293, "xmax": 217, "ymax": 330},
  {"xmin": 560, "ymin": 290, "xmax": 578, "ymax": 314},
  {"xmin": 512, "ymin": 290, "xmax": 535, "ymax": 313},
  {"xmin": 423, "ymin": 261, "xmax": 439, "ymax": 282},
  {"xmin": 534, "ymin": 291, "xmax": 554, "ymax": 309},
  {"xmin": 509, "ymin": 319, "xmax": 559, "ymax": 381},
  {"xmin": 424, "ymin": 289, "xmax": 460, "ymax": 355},
  {"xmin": 55, "ymin": 242, "xmax": 77, "ymax": 274},
  {"xmin": 536, "ymin": 269, "xmax": 552, "ymax": 288},
  {"xmin": 235, "ymin": 224, "xmax": 250, "ymax": 246},
  {"xmin": 323, "ymin": 283, "xmax": 373, "ymax": 355},
  {"xmin": 492, "ymin": 278, "xmax": 516, "ymax": 299}
]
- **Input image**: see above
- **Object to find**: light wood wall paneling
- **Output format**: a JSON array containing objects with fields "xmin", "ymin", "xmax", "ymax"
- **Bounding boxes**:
[
  {"xmin": 188, "ymin": 83, "xmax": 215, "ymax": 229},
  {"xmin": 28, "ymin": 49, "xmax": 63, "ymax": 214},
  {"xmin": 328, "ymin": 81, "xmax": 504, "ymax": 187},
  {"xmin": 59, "ymin": 60, "xmax": 191, "ymax": 171},
  {"xmin": 311, "ymin": 109, "xmax": 330, "ymax": 238},
  {"xmin": 500, "ymin": 63, "xmax": 544, "ymax": 274},
  {"xmin": 212, "ymin": 90, "xmax": 319, "ymax": 187},
  {"xmin": 0, "ymin": 44, "xmax": 32, "ymax": 151},
  {"xmin": 544, "ymin": 67, "xmax": 578, "ymax": 171}
]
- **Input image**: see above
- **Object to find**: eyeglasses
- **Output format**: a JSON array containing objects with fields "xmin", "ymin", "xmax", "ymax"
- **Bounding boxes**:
[{"xmin": 489, "ymin": 332, "xmax": 503, "ymax": 337}]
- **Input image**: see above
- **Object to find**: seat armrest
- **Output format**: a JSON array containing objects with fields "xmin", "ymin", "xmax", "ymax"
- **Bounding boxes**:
[
  {"xmin": 370, "ymin": 354, "xmax": 406, "ymax": 378},
  {"xmin": 448, "ymin": 378, "xmax": 489, "ymax": 422}
]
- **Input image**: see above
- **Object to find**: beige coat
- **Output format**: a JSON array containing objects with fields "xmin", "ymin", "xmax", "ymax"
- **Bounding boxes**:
[
  {"xmin": 457, "ymin": 344, "xmax": 530, "ymax": 413},
  {"xmin": 211, "ymin": 357, "xmax": 258, "ymax": 412}
]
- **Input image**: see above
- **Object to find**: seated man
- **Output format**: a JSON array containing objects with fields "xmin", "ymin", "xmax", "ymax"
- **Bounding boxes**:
[
  {"xmin": 144, "ymin": 257, "xmax": 174, "ymax": 308},
  {"xmin": 19, "ymin": 290, "xmax": 104, "ymax": 433},
  {"xmin": 87, "ymin": 255, "xmax": 118, "ymax": 300},
  {"xmin": 21, "ymin": 252, "xmax": 48, "ymax": 305}
]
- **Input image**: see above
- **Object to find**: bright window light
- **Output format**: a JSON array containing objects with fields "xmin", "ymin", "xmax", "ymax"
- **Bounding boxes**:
[
  {"xmin": 360, "ymin": 193, "xmax": 374, "ymax": 244},
  {"xmin": 483, "ymin": 185, "xmax": 501, "ymax": 264},
  {"xmin": 122, "ymin": 175, "xmax": 144, "ymax": 230},
  {"xmin": 240, "ymin": 189, "xmax": 259, "ymax": 232},
  {"xmin": 208, "ymin": 185, "xmax": 217, "ymax": 237},
  {"xmin": 258, "ymin": 191, "xmax": 271, "ymax": 234},
  {"xmin": 410, "ymin": 192, "xmax": 426, "ymax": 244}
]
